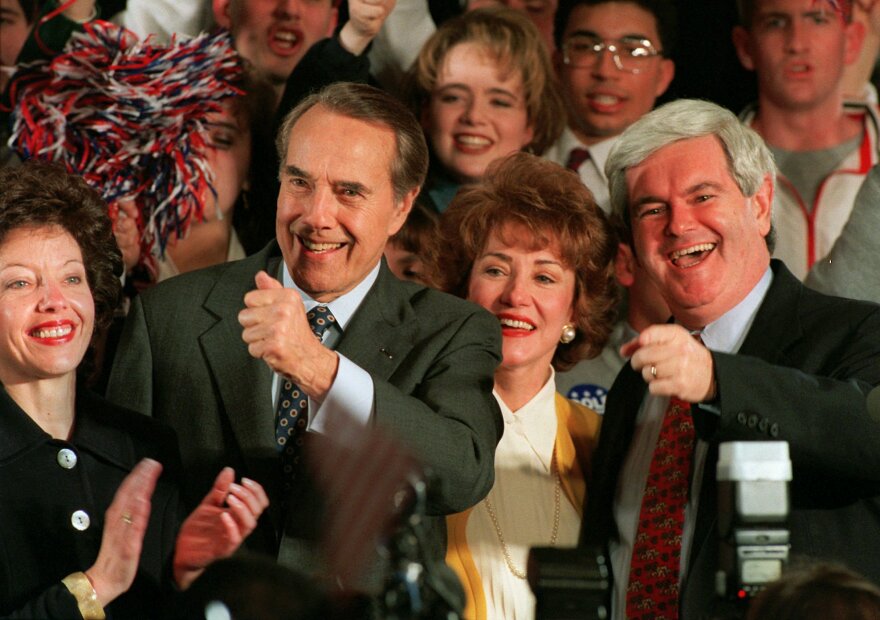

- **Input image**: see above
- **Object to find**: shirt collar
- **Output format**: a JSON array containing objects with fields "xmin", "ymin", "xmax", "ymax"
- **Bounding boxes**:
[
  {"xmin": 493, "ymin": 369, "xmax": 559, "ymax": 469},
  {"xmin": 699, "ymin": 266, "xmax": 773, "ymax": 354},
  {"xmin": 280, "ymin": 260, "xmax": 380, "ymax": 331},
  {"xmin": 557, "ymin": 126, "xmax": 618, "ymax": 181}
]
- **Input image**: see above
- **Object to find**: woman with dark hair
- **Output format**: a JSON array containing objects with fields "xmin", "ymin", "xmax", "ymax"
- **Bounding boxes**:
[
  {"xmin": 404, "ymin": 6, "xmax": 565, "ymax": 213},
  {"xmin": 0, "ymin": 161, "xmax": 268, "ymax": 619},
  {"xmin": 437, "ymin": 152, "xmax": 618, "ymax": 619}
]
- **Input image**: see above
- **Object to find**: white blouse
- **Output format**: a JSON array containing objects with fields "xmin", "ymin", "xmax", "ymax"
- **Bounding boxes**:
[{"xmin": 466, "ymin": 372, "xmax": 581, "ymax": 620}]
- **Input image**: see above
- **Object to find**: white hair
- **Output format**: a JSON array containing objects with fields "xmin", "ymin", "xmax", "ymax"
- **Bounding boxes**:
[{"xmin": 605, "ymin": 98, "xmax": 777, "ymax": 249}]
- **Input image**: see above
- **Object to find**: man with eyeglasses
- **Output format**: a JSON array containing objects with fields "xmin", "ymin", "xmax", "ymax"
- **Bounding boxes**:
[
  {"xmin": 544, "ymin": 0, "xmax": 675, "ymax": 213},
  {"xmin": 732, "ymin": 0, "xmax": 880, "ymax": 282},
  {"xmin": 550, "ymin": 0, "xmax": 676, "ymax": 423}
]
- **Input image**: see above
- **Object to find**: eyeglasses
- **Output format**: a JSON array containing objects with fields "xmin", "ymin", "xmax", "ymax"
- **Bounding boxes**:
[{"xmin": 562, "ymin": 34, "xmax": 663, "ymax": 74}]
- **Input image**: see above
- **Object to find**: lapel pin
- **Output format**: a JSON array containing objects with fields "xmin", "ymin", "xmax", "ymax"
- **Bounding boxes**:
[{"xmin": 379, "ymin": 347, "xmax": 394, "ymax": 360}]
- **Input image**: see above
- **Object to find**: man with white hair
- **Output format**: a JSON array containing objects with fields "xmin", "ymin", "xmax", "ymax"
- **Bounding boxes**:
[{"xmin": 582, "ymin": 98, "xmax": 880, "ymax": 619}]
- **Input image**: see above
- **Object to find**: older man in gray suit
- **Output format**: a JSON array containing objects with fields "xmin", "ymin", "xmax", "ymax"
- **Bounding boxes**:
[{"xmin": 106, "ymin": 82, "xmax": 503, "ymax": 592}]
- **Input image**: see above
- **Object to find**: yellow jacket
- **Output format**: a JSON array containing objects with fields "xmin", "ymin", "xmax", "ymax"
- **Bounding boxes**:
[{"xmin": 445, "ymin": 393, "xmax": 601, "ymax": 619}]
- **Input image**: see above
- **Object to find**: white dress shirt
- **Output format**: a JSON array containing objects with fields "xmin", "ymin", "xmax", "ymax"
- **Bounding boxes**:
[
  {"xmin": 542, "ymin": 127, "xmax": 617, "ymax": 214},
  {"xmin": 609, "ymin": 267, "xmax": 774, "ymax": 619},
  {"xmin": 269, "ymin": 261, "xmax": 378, "ymax": 442}
]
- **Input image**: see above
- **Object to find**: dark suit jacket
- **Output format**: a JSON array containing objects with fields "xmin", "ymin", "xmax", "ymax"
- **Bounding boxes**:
[
  {"xmin": 106, "ymin": 242, "xmax": 503, "ymax": 591},
  {"xmin": 0, "ymin": 386, "xmax": 180, "ymax": 619},
  {"xmin": 582, "ymin": 260, "xmax": 880, "ymax": 618}
]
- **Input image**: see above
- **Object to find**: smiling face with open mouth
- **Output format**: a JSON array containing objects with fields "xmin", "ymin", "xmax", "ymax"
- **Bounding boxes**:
[
  {"xmin": 557, "ymin": 2, "xmax": 674, "ymax": 146},
  {"xmin": 0, "ymin": 226, "xmax": 94, "ymax": 385},
  {"xmin": 424, "ymin": 42, "xmax": 534, "ymax": 184},
  {"xmin": 467, "ymin": 223, "xmax": 576, "ymax": 378},
  {"xmin": 626, "ymin": 135, "xmax": 773, "ymax": 329},
  {"xmin": 220, "ymin": 0, "xmax": 338, "ymax": 88},
  {"xmin": 276, "ymin": 105, "xmax": 416, "ymax": 302}
]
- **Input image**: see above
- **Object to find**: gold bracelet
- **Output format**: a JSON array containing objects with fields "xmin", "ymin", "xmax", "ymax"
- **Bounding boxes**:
[{"xmin": 61, "ymin": 572, "xmax": 106, "ymax": 620}]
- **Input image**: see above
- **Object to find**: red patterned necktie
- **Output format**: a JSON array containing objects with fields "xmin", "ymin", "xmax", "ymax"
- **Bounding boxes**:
[
  {"xmin": 625, "ymin": 396, "xmax": 696, "ymax": 620},
  {"xmin": 566, "ymin": 147, "xmax": 590, "ymax": 172}
]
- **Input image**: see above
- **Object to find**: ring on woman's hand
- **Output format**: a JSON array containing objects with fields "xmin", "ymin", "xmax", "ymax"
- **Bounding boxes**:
[
  {"xmin": 121, "ymin": 513, "xmax": 133, "ymax": 525},
  {"xmin": 650, "ymin": 365, "xmax": 657, "ymax": 379}
]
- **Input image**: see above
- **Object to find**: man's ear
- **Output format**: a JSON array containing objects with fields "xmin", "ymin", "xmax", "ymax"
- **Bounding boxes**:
[
  {"xmin": 654, "ymin": 58, "xmax": 675, "ymax": 98},
  {"xmin": 213, "ymin": 0, "xmax": 232, "ymax": 29},
  {"xmin": 387, "ymin": 188, "xmax": 419, "ymax": 237},
  {"xmin": 752, "ymin": 172, "xmax": 774, "ymax": 237},
  {"xmin": 732, "ymin": 25, "xmax": 755, "ymax": 71},
  {"xmin": 844, "ymin": 19, "xmax": 866, "ymax": 66},
  {"xmin": 614, "ymin": 242, "xmax": 636, "ymax": 287}
]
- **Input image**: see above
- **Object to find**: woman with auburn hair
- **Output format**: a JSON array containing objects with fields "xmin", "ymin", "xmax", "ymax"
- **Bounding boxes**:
[
  {"xmin": 437, "ymin": 152, "xmax": 618, "ymax": 619},
  {"xmin": 404, "ymin": 6, "xmax": 565, "ymax": 213}
]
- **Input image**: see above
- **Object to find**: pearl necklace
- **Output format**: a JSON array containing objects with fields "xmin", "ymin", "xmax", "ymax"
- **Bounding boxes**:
[{"xmin": 482, "ymin": 450, "xmax": 561, "ymax": 580}]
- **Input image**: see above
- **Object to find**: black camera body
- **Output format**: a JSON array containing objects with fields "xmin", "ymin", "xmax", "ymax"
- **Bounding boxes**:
[{"xmin": 527, "ymin": 546, "xmax": 610, "ymax": 620}]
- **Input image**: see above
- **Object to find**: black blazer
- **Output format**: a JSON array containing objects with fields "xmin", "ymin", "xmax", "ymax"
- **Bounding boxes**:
[
  {"xmin": 106, "ymin": 242, "xmax": 503, "ymax": 592},
  {"xmin": 582, "ymin": 260, "xmax": 880, "ymax": 618},
  {"xmin": 0, "ymin": 386, "xmax": 180, "ymax": 619}
]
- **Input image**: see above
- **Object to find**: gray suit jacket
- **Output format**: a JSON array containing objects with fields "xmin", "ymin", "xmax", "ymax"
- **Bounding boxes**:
[{"xmin": 106, "ymin": 242, "xmax": 503, "ymax": 590}]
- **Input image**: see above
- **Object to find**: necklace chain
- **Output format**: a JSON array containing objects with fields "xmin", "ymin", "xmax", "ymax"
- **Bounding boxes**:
[{"xmin": 483, "ymin": 450, "xmax": 561, "ymax": 580}]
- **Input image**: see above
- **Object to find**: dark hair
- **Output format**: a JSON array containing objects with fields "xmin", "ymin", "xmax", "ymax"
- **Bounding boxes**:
[
  {"xmin": 388, "ymin": 200, "xmax": 441, "ymax": 288},
  {"xmin": 14, "ymin": 0, "xmax": 45, "ymax": 23},
  {"xmin": 230, "ymin": 64, "xmax": 277, "ymax": 154},
  {"xmin": 276, "ymin": 82, "xmax": 428, "ymax": 203},
  {"xmin": 0, "ymin": 161, "xmax": 122, "ymax": 334},
  {"xmin": 436, "ymin": 152, "xmax": 619, "ymax": 371},
  {"xmin": 554, "ymin": 0, "xmax": 678, "ymax": 56},
  {"xmin": 737, "ymin": 0, "xmax": 853, "ymax": 26},
  {"xmin": 404, "ymin": 6, "xmax": 566, "ymax": 156},
  {"xmin": 746, "ymin": 561, "xmax": 880, "ymax": 620}
]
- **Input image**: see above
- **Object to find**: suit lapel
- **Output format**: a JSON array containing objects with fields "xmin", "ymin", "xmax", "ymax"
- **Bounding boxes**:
[
  {"xmin": 199, "ymin": 246, "xmax": 281, "ymax": 476},
  {"xmin": 584, "ymin": 361, "xmax": 647, "ymax": 543},
  {"xmin": 737, "ymin": 261, "xmax": 803, "ymax": 362},
  {"xmin": 336, "ymin": 263, "xmax": 418, "ymax": 383}
]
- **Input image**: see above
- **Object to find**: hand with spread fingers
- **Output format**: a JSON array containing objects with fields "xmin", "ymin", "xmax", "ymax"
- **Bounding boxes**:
[
  {"xmin": 84, "ymin": 459, "xmax": 163, "ymax": 607},
  {"xmin": 173, "ymin": 467, "xmax": 269, "ymax": 590},
  {"xmin": 238, "ymin": 270, "xmax": 339, "ymax": 402},
  {"xmin": 621, "ymin": 323, "xmax": 717, "ymax": 403}
]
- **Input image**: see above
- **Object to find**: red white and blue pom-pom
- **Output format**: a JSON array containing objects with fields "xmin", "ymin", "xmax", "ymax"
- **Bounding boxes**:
[{"xmin": 9, "ymin": 21, "xmax": 243, "ymax": 276}]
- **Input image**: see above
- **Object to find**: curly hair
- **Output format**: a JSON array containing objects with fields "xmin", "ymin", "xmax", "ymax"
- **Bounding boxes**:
[
  {"xmin": 403, "ymin": 6, "xmax": 566, "ymax": 157},
  {"xmin": 0, "ymin": 161, "xmax": 122, "ymax": 335},
  {"xmin": 435, "ymin": 152, "xmax": 619, "ymax": 371}
]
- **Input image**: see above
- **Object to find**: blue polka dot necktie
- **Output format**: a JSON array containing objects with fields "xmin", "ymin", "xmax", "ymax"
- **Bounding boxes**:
[{"xmin": 275, "ymin": 305, "xmax": 337, "ymax": 486}]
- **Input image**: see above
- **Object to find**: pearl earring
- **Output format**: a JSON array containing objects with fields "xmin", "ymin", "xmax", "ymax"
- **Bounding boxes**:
[{"xmin": 560, "ymin": 323, "xmax": 576, "ymax": 344}]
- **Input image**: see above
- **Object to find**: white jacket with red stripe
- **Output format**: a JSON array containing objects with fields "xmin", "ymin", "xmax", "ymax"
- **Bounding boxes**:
[{"xmin": 740, "ymin": 102, "xmax": 880, "ymax": 281}]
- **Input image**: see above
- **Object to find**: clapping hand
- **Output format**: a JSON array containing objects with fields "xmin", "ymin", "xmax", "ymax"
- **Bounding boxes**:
[
  {"xmin": 85, "ymin": 459, "xmax": 162, "ymax": 607},
  {"xmin": 173, "ymin": 467, "xmax": 269, "ymax": 590}
]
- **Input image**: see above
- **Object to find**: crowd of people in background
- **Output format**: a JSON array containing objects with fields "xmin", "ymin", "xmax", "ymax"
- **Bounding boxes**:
[{"xmin": 1, "ymin": 0, "xmax": 880, "ymax": 619}]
